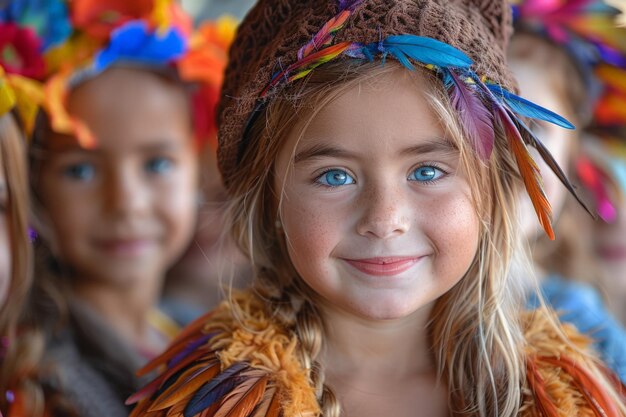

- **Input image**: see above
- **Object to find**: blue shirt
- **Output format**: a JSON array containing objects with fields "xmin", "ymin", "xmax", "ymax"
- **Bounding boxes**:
[{"xmin": 527, "ymin": 275, "xmax": 626, "ymax": 383}]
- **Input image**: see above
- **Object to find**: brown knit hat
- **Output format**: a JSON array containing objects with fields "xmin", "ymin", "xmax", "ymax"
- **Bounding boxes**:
[{"xmin": 217, "ymin": 0, "xmax": 516, "ymax": 186}]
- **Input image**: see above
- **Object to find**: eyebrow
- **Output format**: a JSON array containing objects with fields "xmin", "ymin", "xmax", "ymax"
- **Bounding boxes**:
[
  {"xmin": 294, "ymin": 137, "xmax": 458, "ymax": 163},
  {"xmin": 46, "ymin": 140, "xmax": 182, "ymax": 155}
]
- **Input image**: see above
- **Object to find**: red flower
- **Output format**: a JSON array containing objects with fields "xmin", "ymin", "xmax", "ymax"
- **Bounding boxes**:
[
  {"xmin": 0, "ymin": 23, "xmax": 45, "ymax": 79},
  {"xmin": 71, "ymin": 0, "xmax": 155, "ymax": 40}
]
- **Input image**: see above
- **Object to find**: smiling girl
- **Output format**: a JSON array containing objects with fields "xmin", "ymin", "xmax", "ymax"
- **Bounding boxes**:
[
  {"xmin": 10, "ymin": 1, "xmax": 227, "ymax": 415},
  {"xmin": 129, "ymin": 1, "xmax": 626, "ymax": 417}
]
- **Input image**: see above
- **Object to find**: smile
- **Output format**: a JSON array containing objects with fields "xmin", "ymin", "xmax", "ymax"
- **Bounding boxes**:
[{"xmin": 342, "ymin": 256, "xmax": 424, "ymax": 277}]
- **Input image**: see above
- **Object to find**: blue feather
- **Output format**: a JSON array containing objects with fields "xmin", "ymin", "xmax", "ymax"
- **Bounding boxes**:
[
  {"xmin": 382, "ymin": 35, "xmax": 473, "ymax": 69},
  {"xmin": 485, "ymin": 83, "xmax": 575, "ymax": 129},
  {"xmin": 183, "ymin": 362, "xmax": 248, "ymax": 417}
]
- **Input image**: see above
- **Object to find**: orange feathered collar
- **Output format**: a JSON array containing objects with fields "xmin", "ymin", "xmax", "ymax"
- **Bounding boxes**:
[{"xmin": 128, "ymin": 292, "xmax": 624, "ymax": 417}]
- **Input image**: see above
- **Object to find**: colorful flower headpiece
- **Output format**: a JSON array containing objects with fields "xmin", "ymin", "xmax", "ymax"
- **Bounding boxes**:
[
  {"xmin": 512, "ymin": 0, "xmax": 626, "ymax": 128},
  {"xmin": 241, "ymin": 0, "xmax": 590, "ymax": 240},
  {"xmin": 0, "ymin": 0, "xmax": 235, "ymax": 149}
]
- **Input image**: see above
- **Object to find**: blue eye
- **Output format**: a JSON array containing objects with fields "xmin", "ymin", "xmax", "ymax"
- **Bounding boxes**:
[
  {"xmin": 316, "ymin": 169, "xmax": 355, "ymax": 187},
  {"xmin": 63, "ymin": 163, "xmax": 95, "ymax": 181},
  {"xmin": 145, "ymin": 157, "xmax": 173, "ymax": 174},
  {"xmin": 409, "ymin": 165, "xmax": 444, "ymax": 182}
]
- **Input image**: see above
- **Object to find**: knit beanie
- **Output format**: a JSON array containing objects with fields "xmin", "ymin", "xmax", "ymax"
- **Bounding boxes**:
[
  {"xmin": 217, "ymin": 0, "xmax": 586, "ymax": 239},
  {"xmin": 217, "ymin": 0, "xmax": 515, "ymax": 185}
]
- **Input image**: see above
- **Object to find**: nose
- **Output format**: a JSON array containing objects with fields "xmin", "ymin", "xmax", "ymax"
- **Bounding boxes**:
[
  {"xmin": 104, "ymin": 163, "xmax": 149, "ymax": 217},
  {"xmin": 356, "ymin": 182, "xmax": 411, "ymax": 240}
]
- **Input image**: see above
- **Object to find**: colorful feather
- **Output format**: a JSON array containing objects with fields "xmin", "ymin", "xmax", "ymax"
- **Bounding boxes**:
[
  {"xmin": 526, "ymin": 357, "xmax": 561, "ymax": 417},
  {"xmin": 472, "ymin": 75, "xmax": 554, "ymax": 239},
  {"xmin": 508, "ymin": 113, "xmax": 595, "ymax": 217},
  {"xmin": 485, "ymin": 83, "xmax": 575, "ymax": 129},
  {"xmin": 446, "ymin": 69, "xmax": 494, "ymax": 160},
  {"xmin": 540, "ymin": 355, "xmax": 623, "ymax": 417},
  {"xmin": 250, "ymin": 387, "xmax": 281, "ymax": 417},
  {"xmin": 184, "ymin": 362, "xmax": 250, "ymax": 417},
  {"xmin": 358, "ymin": 35, "xmax": 473, "ymax": 69},
  {"xmin": 576, "ymin": 155, "xmax": 616, "ymax": 222},
  {"xmin": 213, "ymin": 371, "xmax": 268, "ymax": 417},
  {"xmin": 148, "ymin": 361, "xmax": 222, "ymax": 412},
  {"xmin": 492, "ymin": 101, "xmax": 554, "ymax": 239},
  {"xmin": 297, "ymin": 9, "xmax": 351, "ymax": 60},
  {"xmin": 261, "ymin": 41, "xmax": 354, "ymax": 97}
]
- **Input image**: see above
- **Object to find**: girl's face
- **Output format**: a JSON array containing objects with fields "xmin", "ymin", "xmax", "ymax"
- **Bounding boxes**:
[
  {"xmin": 0, "ymin": 155, "xmax": 10, "ymax": 304},
  {"xmin": 275, "ymin": 69, "xmax": 480, "ymax": 321},
  {"xmin": 38, "ymin": 67, "xmax": 198, "ymax": 289}
]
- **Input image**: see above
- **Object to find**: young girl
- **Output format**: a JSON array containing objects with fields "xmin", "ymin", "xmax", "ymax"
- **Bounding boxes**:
[
  {"xmin": 510, "ymin": 1, "xmax": 626, "ymax": 382},
  {"xmin": 11, "ymin": 1, "xmax": 223, "ymax": 415},
  {"xmin": 129, "ymin": 1, "xmax": 626, "ymax": 416}
]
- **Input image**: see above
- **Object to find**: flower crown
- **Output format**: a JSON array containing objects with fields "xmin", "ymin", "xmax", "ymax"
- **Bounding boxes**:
[
  {"xmin": 0, "ymin": 0, "xmax": 235, "ymax": 149},
  {"xmin": 242, "ymin": 0, "xmax": 591, "ymax": 240}
]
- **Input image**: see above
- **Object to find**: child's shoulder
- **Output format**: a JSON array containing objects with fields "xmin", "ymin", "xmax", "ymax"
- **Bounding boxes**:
[
  {"xmin": 520, "ymin": 307, "xmax": 625, "ymax": 417},
  {"xmin": 128, "ymin": 291, "xmax": 319, "ymax": 417}
]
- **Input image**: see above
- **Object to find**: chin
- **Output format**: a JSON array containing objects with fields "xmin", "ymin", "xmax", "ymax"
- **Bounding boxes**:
[{"xmin": 344, "ymin": 296, "xmax": 429, "ymax": 321}]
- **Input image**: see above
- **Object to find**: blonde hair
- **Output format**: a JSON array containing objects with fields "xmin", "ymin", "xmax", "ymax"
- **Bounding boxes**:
[
  {"xmin": 224, "ymin": 61, "xmax": 623, "ymax": 416},
  {"xmin": 0, "ymin": 112, "xmax": 46, "ymax": 416}
]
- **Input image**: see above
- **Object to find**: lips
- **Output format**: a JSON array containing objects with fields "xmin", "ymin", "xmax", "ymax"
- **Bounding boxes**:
[
  {"xmin": 94, "ymin": 238, "xmax": 155, "ymax": 257},
  {"xmin": 597, "ymin": 245, "xmax": 626, "ymax": 262},
  {"xmin": 343, "ymin": 256, "xmax": 424, "ymax": 276}
]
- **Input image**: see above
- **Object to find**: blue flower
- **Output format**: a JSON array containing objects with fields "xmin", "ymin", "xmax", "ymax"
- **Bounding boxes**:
[
  {"xmin": 0, "ymin": 0, "xmax": 71, "ymax": 51},
  {"xmin": 94, "ymin": 20, "xmax": 187, "ymax": 73}
]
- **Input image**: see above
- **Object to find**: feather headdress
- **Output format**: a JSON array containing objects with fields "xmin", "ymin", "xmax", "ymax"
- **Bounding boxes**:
[
  {"xmin": 0, "ymin": 0, "xmax": 234, "ymax": 149},
  {"xmin": 239, "ymin": 0, "xmax": 588, "ymax": 240}
]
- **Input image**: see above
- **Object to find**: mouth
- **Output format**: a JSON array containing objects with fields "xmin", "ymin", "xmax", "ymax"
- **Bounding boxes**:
[
  {"xmin": 597, "ymin": 245, "xmax": 626, "ymax": 262},
  {"xmin": 94, "ymin": 238, "xmax": 156, "ymax": 257},
  {"xmin": 342, "ymin": 256, "xmax": 425, "ymax": 277}
]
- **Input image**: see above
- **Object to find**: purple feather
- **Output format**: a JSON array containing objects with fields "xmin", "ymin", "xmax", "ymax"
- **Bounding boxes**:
[
  {"xmin": 339, "ymin": 0, "xmax": 363, "ymax": 11},
  {"xmin": 168, "ymin": 333, "xmax": 214, "ymax": 368},
  {"xmin": 447, "ymin": 69, "xmax": 494, "ymax": 160},
  {"xmin": 183, "ymin": 361, "xmax": 249, "ymax": 417}
]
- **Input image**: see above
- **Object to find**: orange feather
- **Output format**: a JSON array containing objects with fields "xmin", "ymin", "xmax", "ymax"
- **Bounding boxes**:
[
  {"xmin": 540, "ymin": 356, "xmax": 623, "ymax": 417},
  {"xmin": 526, "ymin": 357, "xmax": 561, "ymax": 417},
  {"xmin": 498, "ymin": 108, "xmax": 554, "ymax": 239},
  {"xmin": 148, "ymin": 362, "xmax": 221, "ymax": 412}
]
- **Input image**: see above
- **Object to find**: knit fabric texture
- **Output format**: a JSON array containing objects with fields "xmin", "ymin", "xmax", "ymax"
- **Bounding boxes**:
[{"xmin": 217, "ymin": 0, "xmax": 517, "ymax": 186}]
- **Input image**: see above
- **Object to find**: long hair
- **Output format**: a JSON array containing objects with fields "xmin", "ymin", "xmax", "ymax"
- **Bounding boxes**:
[
  {"xmin": 223, "ymin": 60, "xmax": 626, "ymax": 416},
  {"xmin": 223, "ymin": 60, "xmax": 529, "ymax": 416},
  {"xmin": 0, "ymin": 112, "xmax": 45, "ymax": 416}
]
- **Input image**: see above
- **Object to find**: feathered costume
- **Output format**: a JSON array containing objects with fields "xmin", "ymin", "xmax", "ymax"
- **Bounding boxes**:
[
  {"xmin": 127, "ymin": 291, "xmax": 625, "ymax": 417},
  {"xmin": 127, "ymin": 0, "xmax": 624, "ymax": 416}
]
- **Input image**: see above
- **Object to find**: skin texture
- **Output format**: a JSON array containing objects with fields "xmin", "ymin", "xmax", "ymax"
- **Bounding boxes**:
[
  {"xmin": 274, "ymin": 69, "xmax": 479, "ymax": 417},
  {"xmin": 37, "ymin": 66, "xmax": 198, "ymax": 351},
  {"xmin": 508, "ymin": 34, "xmax": 578, "ymax": 240},
  {"xmin": 0, "ymin": 155, "xmax": 9, "ymax": 305}
]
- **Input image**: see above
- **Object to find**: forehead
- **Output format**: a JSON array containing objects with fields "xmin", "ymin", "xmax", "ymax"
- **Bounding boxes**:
[
  {"xmin": 62, "ymin": 66, "xmax": 191, "ymax": 150},
  {"xmin": 291, "ymin": 68, "xmax": 447, "ymax": 154}
]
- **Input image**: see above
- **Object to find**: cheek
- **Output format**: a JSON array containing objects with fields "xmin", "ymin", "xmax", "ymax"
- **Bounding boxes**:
[
  {"xmin": 422, "ymin": 190, "xmax": 479, "ymax": 279},
  {"xmin": 280, "ymin": 189, "xmax": 347, "ymax": 273}
]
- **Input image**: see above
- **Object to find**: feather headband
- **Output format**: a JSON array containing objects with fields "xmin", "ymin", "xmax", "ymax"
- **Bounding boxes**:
[
  {"xmin": 0, "ymin": 0, "xmax": 235, "ymax": 149},
  {"xmin": 238, "ymin": 0, "xmax": 589, "ymax": 240}
]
